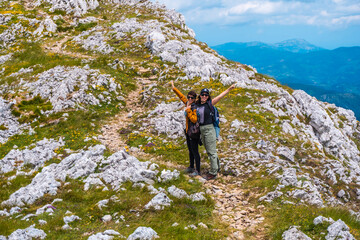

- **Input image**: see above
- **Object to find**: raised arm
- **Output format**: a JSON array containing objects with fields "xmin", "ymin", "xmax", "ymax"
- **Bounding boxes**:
[
  {"xmin": 212, "ymin": 84, "xmax": 235, "ymax": 105},
  {"xmin": 170, "ymin": 80, "xmax": 187, "ymax": 104}
]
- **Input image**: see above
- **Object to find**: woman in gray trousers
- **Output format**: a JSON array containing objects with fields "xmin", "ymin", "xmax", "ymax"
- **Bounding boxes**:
[{"xmin": 196, "ymin": 84, "xmax": 235, "ymax": 180}]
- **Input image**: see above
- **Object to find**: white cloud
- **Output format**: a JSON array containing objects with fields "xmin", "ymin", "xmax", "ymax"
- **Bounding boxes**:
[
  {"xmin": 229, "ymin": 2, "xmax": 285, "ymax": 15},
  {"xmin": 332, "ymin": 15, "xmax": 360, "ymax": 24},
  {"xmin": 151, "ymin": 0, "xmax": 360, "ymax": 28}
]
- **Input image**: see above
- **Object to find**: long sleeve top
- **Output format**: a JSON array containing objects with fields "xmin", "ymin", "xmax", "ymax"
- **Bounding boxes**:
[{"xmin": 172, "ymin": 86, "xmax": 197, "ymax": 133}]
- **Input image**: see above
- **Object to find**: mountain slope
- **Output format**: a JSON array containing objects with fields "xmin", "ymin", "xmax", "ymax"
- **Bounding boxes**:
[
  {"xmin": 0, "ymin": 0, "xmax": 360, "ymax": 239},
  {"xmin": 274, "ymin": 38, "xmax": 325, "ymax": 53}
]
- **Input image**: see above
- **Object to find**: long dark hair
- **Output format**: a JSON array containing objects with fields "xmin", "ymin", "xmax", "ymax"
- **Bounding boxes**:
[{"xmin": 196, "ymin": 93, "xmax": 212, "ymax": 105}]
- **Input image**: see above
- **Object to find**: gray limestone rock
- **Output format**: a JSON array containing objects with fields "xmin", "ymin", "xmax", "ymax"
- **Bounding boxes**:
[
  {"xmin": 0, "ymin": 138, "xmax": 64, "ymax": 174},
  {"xmin": 38, "ymin": 219, "xmax": 47, "ymax": 225},
  {"xmin": 148, "ymin": 102, "xmax": 185, "ymax": 139},
  {"xmin": 280, "ymin": 168, "xmax": 298, "ymax": 186},
  {"xmin": 24, "ymin": 66, "xmax": 120, "ymax": 112},
  {"xmin": 102, "ymin": 215, "xmax": 112, "ymax": 222},
  {"xmin": 88, "ymin": 232, "xmax": 114, "ymax": 240},
  {"xmin": 0, "ymin": 53, "xmax": 12, "ymax": 65},
  {"xmin": 293, "ymin": 90, "xmax": 360, "ymax": 164},
  {"xmin": 64, "ymin": 215, "xmax": 81, "ymax": 224},
  {"xmin": 167, "ymin": 185, "xmax": 188, "ymax": 199},
  {"xmin": 85, "ymin": 150, "xmax": 157, "ymax": 191},
  {"xmin": 0, "ymin": 209, "xmax": 9, "ymax": 217},
  {"xmin": 144, "ymin": 193, "xmax": 172, "ymax": 210},
  {"xmin": 259, "ymin": 191, "xmax": 283, "ymax": 202},
  {"xmin": 103, "ymin": 230, "xmax": 120, "ymax": 236},
  {"xmin": 0, "ymin": 23, "xmax": 26, "ymax": 48},
  {"xmin": 7, "ymin": 225, "xmax": 46, "ymax": 240},
  {"xmin": 33, "ymin": 17, "xmax": 57, "ymax": 35},
  {"xmin": 188, "ymin": 192, "xmax": 206, "ymax": 202},
  {"xmin": 325, "ymin": 219, "xmax": 355, "ymax": 240},
  {"xmin": 290, "ymin": 181, "xmax": 324, "ymax": 207},
  {"xmin": 159, "ymin": 169, "xmax": 180, "ymax": 182},
  {"xmin": 0, "ymin": 97, "xmax": 24, "ymax": 144},
  {"xmin": 337, "ymin": 190, "xmax": 346, "ymax": 198},
  {"xmin": 9, "ymin": 206, "xmax": 21, "ymax": 215},
  {"xmin": 277, "ymin": 146, "xmax": 296, "ymax": 162},
  {"xmin": 35, "ymin": 0, "xmax": 99, "ymax": 16},
  {"xmin": 0, "ymin": 14, "xmax": 12, "ymax": 25},
  {"xmin": 313, "ymin": 216, "xmax": 334, "ymax": 225},
  {"xmin": 9, "ymin": 67, "xmax": 33, "ymax": 77},
  {"xmin": 230, "ymin": 119, "xmax": 244, "ymax": 133},
  {"xmin": 127, "ymin": 227, "xmax": 159, "ymax": 240},
  {"xmin": 96, "ymin": 199, "xmax": 109, "ymax": 210},
  {"xmin": 2, "ymin": 145, "xmax": 105, "ymax": 207},
  {"xmin": 73, "ymin": 28, "xmax": 114, "ymax": 54},
  {"xmin": 282, "ymin": 226, "xmax": 311, "ymax": 240}
]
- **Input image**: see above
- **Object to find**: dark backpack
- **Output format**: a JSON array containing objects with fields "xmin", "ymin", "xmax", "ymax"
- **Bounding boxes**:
[
  {"xmin": 207, "ymin": 101, "xmax": 220, "ymax": 138},
  {"xmin": 187, "ymin": 104, "xmax": 200, "ymax": 139}
]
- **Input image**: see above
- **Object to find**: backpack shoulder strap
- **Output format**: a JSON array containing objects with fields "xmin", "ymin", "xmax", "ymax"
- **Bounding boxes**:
[{"xmin": 207, "ymin": 100, "xmax": 215, "ymax": 113}]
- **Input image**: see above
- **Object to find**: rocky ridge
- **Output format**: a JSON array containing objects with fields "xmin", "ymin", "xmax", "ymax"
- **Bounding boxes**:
[{"xmin": 0, "ymin": 0, "xmax": 360, "ymax": 239}]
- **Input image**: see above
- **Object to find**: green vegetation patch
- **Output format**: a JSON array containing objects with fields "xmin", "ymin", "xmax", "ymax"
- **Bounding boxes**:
[
  {"xmin": 0, "ymin": 101, "xmax": 121, "ymax": 159},
  {"xmin": 0, "ymin": 172, "xmax": 36, "ymax": 203},
  {"xmin": 0, "ymin": 176, "xmax": 227, "ymax": 239},
  {"xmin": 75, "ymin": 22, "xmax": 97, "ymax": 32},
  {"xmin": 264, "ymin": 203, "xmax": 360, "ymax": 239},
  {"xmin": 1, "ymin": 42, "xmax": 80, "ymax": 86},
  {"xmin": 11, "ymin": 96, "xmax": 53, "ymax": 124}
]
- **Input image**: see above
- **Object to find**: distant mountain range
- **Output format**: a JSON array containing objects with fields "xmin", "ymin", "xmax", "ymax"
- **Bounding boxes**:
[{"xmin": 213, "ymin": 39, "xmax": 360, "ymax": 117}]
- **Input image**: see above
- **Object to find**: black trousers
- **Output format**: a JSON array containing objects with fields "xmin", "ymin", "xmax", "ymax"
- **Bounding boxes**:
[{"xmin": 185, "ymin": 131, "xmax": 201, "ymax": 172}]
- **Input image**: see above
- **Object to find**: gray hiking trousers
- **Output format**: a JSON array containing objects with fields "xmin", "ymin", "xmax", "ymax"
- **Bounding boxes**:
[{"xmin": 200, "ymin": 124, "xmax": 219, "ymax": 175}]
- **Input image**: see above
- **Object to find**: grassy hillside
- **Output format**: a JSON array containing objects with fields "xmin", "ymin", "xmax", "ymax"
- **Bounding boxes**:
[{"xmin": 0, "ymin": 0, "xmax": 360, "ymax": 239}]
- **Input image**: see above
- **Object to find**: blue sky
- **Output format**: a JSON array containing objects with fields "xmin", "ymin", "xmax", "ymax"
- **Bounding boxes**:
[{"xmin": 151, "ymin": 0, "xmax": 360, "ymax": 49}]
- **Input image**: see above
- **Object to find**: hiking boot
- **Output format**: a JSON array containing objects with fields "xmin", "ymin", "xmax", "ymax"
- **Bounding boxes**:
[
  {"xmin": 204, "ymin": 173, "xmax": 217, "ymax": 181},
  {"xmin": 184, "ymin": 167, "xmax": 195, "ymax": 174},
  {"xmin": 189, "ymin": 170, "xmax": 200, "ymax": 177}
]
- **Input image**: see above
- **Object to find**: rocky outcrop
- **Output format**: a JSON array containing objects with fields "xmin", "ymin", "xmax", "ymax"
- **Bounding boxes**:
[
  {"xmin": 293, "ymin": 90, "xmax": 360, "ymax": 164},
  {"xmin": 24, "ymin": 65, "xmax": 121, "ymax": 112},
  {"xmin": 33, "ymin": 17, "xmax": 57, "ymax": 35},
  {"xmin": 0, "ymin": 97, "xmax": 25, "ymax": 144},
  {"xmin": 148, "ymin": 102, "xmax": 185, "ymax": 139},
  {"xmin": 325, "ymin": 219, "xmax": 355, "ymax": 240},
  {"xmin": 0, "ymin": 14, "xmax": 12, "ymax": 25},
  {"xmin": 88, "ymin": 230, "xmax": 122, "ymax": 240},
  {"xmin": 0, "ymin": 138, "xmax": 64, "ymax": 173},
  {"xmin": 2, "ymin": 145, "xmax": 106, "ymax": 207},
  {"xmin": 6, "ymin": 225, "xmax": 46, "ymax": 240},
  {"xmin": 73, "ymin": 26, "xmax": 114, "ymax": 54},
  {"xmin": 282, "ymin": 226, "xmax": 311, "ymax": 240},
  {"xmin": 0, "ymin": 53, "xmax": 12, "ymax": 65},
  {"xmin": 34, "ymin": 0, "xmax": 99, "ymax": 16},
  {"xmin": 144, "ymin": 192, "xmax": 172, "ymax": 210},
  {"xmin": 127, "ymin": 227, "xmax": 159, "ymax": 240}
]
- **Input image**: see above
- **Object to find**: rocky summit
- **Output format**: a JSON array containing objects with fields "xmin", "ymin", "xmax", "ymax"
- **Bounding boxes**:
[{"xmin": 0, "ymin": 0, "xmax": 360, "ymax": 239}]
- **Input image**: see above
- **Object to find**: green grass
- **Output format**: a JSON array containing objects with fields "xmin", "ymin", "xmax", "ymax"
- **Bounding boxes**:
[
  {"xmin": 75, "ymin": 22, "xmax": 97, "ymax": 32},
  {"xmin": 11, "ymin": 96, "xmax": 53, "ymax": 124},
  {"xmin": 0, "ymin": 172, "xmax": 36, "ymax": 202},
  {"xmin": 264, "ymin": 203, "xmax": 360, "ymax": 239},
  {"xmin": 1, "ymin": 42, "xmax": 80, "ymax": 85},
  {"xmin": 0, "ymin": 176, "xmax": 227, "ymax": 239},
  {"xmin": 0, "ymin": 101, "xmax": 121, "ymax": 158}
]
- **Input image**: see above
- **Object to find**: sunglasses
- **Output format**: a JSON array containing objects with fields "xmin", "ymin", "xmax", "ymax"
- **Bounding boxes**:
[
  {"xmin": 187, "ymin": 96, "xmax": 196, "ymax": 99},
  {"xmin": 201, "ymin": 93, "xmax": 209, "ymax": 97}
]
